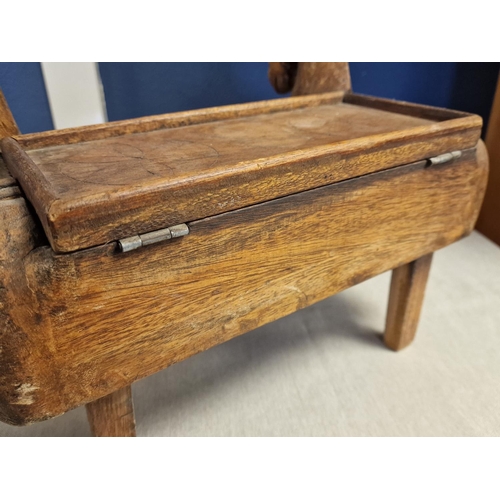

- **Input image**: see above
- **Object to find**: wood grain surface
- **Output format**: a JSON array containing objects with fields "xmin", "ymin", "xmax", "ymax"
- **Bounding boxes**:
[
  {"xmin": 0, "ymin": 92, "xmax": 18, "ymax": 190},
  {"xmin": 268, "ymin": 62, "xmax": 351, "ymax": 95},
  {"xmin": 268, "ymin": 63, "xmax": 299, "ymax": 94},
  {"xmin": 1, "ymin": 96, "xmax": 481, "ymax": 253},
  {"xmin": 86, "ymin": 385, "xmax": 136, "ymax": 437},
  {"xmin": 0, "ymin": 65, "xmax": 489, "ymax": 435},
  {"xmin": 0, "ymin": 196, "xmax": 46, "ymax": 425},
  {"xmin": 292, "ymin": 62, "xmax": 351, "ymax": 96},
  {"xmin": 11, "ymin": 91, "xmax": 344, "ymax": 150},
  {"xmin": 384, "ymin": 254, "xmax": 434, "ymax": 351},
  {"xmin": 0, "ymin": 90, "xmax": 19, "ymax": 139},
  {"xmin": 0, "ymin": 157, "xmax": 17, "ymax": 190},
  {"xmin": 476, "ymin": 75, "xmax": 500, "ymax": 244},
  {"xmin": 344, "ymin": 93, "xmax": 473, "ymax": 122},
  {"xmin": 0, "ymin": 146, "xmax": 487, "ymax": 425}
]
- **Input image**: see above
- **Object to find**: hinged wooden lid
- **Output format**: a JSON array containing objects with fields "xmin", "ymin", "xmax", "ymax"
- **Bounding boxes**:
[{"xmin": 0, "ymin": 92, "xmax": 481, "ymax": 253}]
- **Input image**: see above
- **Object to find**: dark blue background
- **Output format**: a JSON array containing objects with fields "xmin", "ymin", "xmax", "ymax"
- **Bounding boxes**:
[
  {"xmin": 1, "ymin": 63, "xmax": 498, "ymax": 134},
  {"xmin": 0, "ymin": 63, "xmax": 54, "ymax": 133},
  {"xmin": 350, "ymin": 62, "xmax": 499, "ymax": 129}
]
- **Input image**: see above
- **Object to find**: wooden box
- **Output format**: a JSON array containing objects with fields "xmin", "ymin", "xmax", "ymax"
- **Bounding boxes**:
[{"xmin": 0, "ymin": 82, "xmax": 488, "ymax": 430}]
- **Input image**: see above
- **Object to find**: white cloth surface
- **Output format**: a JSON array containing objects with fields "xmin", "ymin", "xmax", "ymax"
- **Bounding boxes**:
[{"xmin": 2, "ymin": 231, "xmax": 499, "ymax": 437}]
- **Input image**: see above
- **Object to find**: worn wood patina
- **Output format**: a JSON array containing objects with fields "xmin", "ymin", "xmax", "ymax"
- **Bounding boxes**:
[{"xmin": 0, "ymin": 63, "xmax": 489, "ymax": 436}]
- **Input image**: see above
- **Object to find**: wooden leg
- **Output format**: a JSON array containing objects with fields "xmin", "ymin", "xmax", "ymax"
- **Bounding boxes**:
[
  {"xmin": 384, "ymin": 253, "xmax": 433, "ymax": 351},
  {"xmin": 86, "ymin": 385, "xmax": 136, "ymax": 437}
]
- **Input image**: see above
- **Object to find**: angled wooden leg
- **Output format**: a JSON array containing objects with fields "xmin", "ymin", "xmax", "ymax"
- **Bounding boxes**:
[
  {"xmin": 1, "ymin": 89, "xmax": 20, "ymax": 138},
  {"xmin": 384, "ymin": 253, "xmax": 433, "ymax": 351},
  {"xmin": 86, "ymin": 385, "xmax": 136, "ymax": 437}
]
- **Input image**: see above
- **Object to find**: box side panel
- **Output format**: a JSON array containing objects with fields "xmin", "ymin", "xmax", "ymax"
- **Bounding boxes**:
[
  {"xmin": 0, "ymin": 147, "xmax": 487, "ymax": 424},
  {"xmin": 0, "ymin": 195, "xmax": 65, "ymax": 425}
]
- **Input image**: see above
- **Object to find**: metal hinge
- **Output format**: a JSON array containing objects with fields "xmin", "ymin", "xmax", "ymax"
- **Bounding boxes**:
[
  {"xmin": 428, "ymin": 150, "xmax": 462, "ymax": 165},
  {"xmin": 118, "ymin": 223, "xmax": 189, "ymax": 253}
]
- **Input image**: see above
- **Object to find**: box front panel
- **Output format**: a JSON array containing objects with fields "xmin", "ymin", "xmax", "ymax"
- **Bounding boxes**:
[{"xmin": 0, "ymin": 145, "xmax": 488, "ymax": 423}]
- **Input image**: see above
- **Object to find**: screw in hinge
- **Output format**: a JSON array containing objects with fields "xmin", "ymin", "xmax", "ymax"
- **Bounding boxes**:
[{"xmin": 118, "ymin": 223, "xmax": 189, "ymax": 253}]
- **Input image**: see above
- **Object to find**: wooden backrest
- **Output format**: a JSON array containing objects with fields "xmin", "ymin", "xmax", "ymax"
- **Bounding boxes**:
[
  {"xmin": 0, "ymin": 89, "xmax": 19, "ymax": 138},
  {"xmin": 268, "ymin": 62, "xmax": 351, "ymax": 95}
]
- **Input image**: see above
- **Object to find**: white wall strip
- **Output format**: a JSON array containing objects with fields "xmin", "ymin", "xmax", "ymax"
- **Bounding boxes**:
[{"xmin": 41, "ymin": 62, "xmax": 107, "ymax": 130}]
